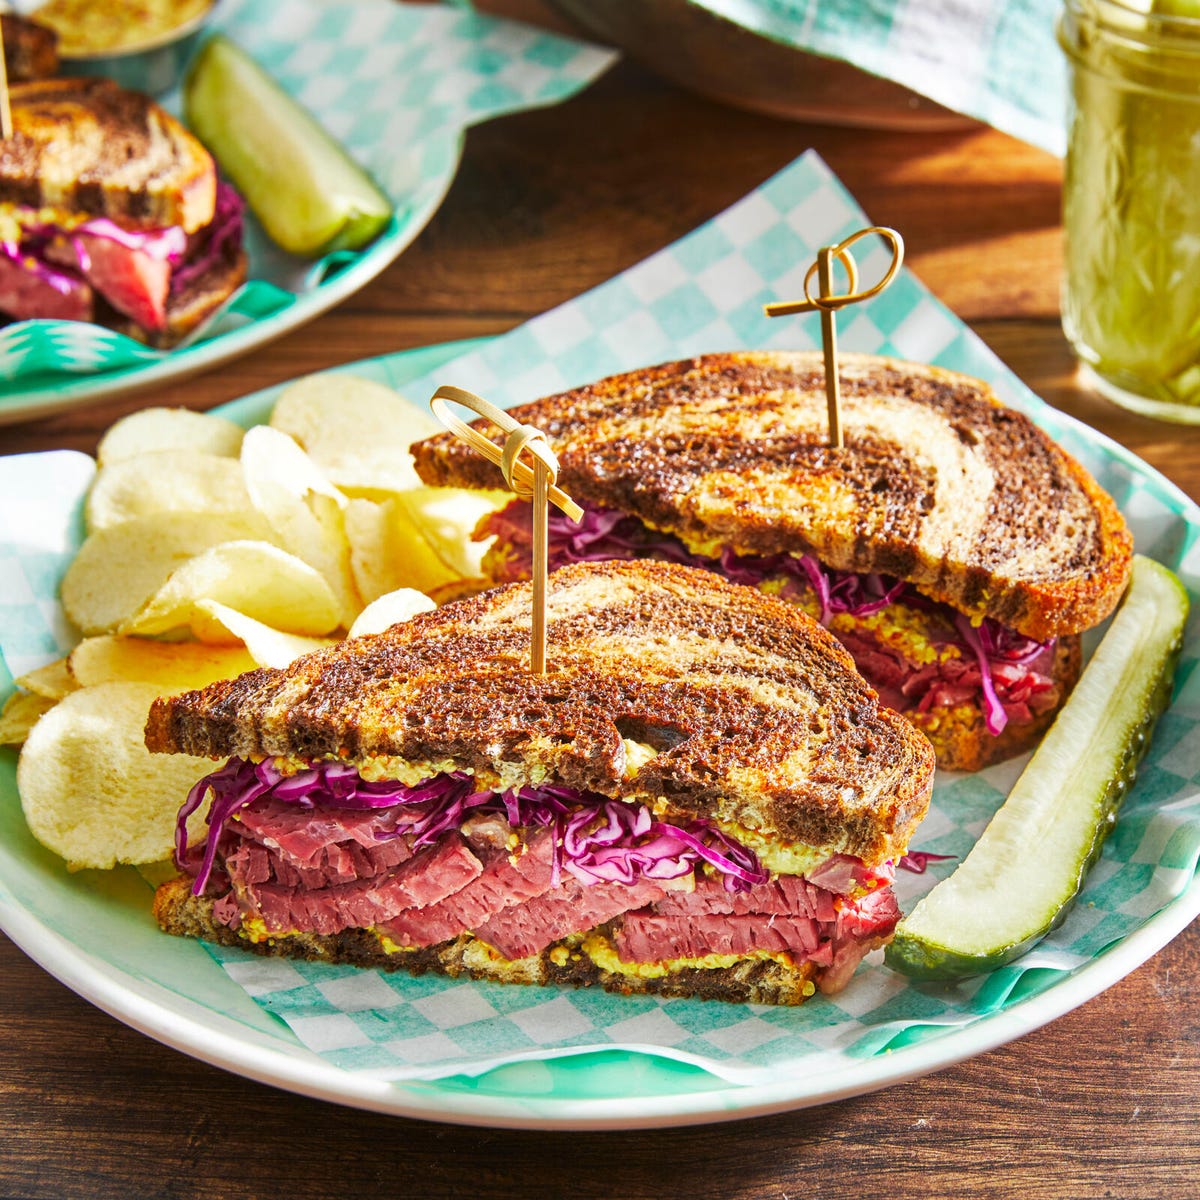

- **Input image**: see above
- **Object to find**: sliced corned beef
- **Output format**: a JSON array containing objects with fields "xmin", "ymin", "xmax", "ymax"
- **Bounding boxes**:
[
  {"xmin": 616, "ymin": 911, "xmax": 825, "ymax": 962},
  {"xmin": 223, "ymin": 833, "xmax": 483, "ymax": 936},
  {"xmin": 473, "ymin": 873, "xmax": 673, "ymax": 960},
  {"xmin": 0, "ymin": 251, "xmax": 92, "ymax": 322},
  {"xmin": 649, "ymin": 871, "xmax": 837, "ymax": 922},
  {"xmin": 613, "ymin": 865, "xmax": 901, "ymax": 972},
  {"xmin": 817, "ymin": 891, "xmax": 903, "ymax": 993},
  {"xmin": 379, "ymin": 827, "xmax": 557, "ymax": 949},
  {"xmin": 53, "ymin": 233, "xmax": 171, "ymax": 331},
  {"xmin": 235, "ymin": 798, "xmax": 411, "ymax": 865}
]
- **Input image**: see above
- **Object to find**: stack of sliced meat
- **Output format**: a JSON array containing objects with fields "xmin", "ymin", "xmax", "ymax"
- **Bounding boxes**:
[{"xmin": 206, "ymin": 795, "xmax": 899, "ymax": 989}]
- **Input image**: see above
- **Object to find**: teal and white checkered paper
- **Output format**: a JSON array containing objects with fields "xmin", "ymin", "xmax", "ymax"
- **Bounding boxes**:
[
  {"xmin": 0, "ymin": 0, "xmax": 614, "ymax": 387},
  {"xmin": 694, "ymin": 0, "xmax": 1066, "ymax": 156},
  {"xmin": 2, "ymin": 152, "xmax": 1197, "ymax": 1088}
]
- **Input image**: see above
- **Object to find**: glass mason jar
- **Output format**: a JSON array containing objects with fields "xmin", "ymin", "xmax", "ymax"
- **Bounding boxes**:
[{"xmin": 1058, "ymin": 0, "xmax": 1200, "ymax": 422}]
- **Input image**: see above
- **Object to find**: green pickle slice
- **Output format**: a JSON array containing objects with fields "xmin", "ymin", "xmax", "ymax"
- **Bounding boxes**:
[
  {"xmin": 184, "ymin": 35, "xmax": 393, "ymax": 258},
  {"xmin": 886, "ymin": 555, "xmax": 1189, "ymax": 981}
]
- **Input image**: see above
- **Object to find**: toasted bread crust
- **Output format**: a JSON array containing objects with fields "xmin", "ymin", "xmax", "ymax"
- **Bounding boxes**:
[
  {"xmin": 1, "ymin": 77, "xmax": 216, "ymax": 232},
  {"xmin": 153, "ymin": 875, "xmax": 823, "ymax": 1006},
  {"xmin": 412, "ymin": 353, "xmax": 1133, "ymax": 642},
  {"xmin": 1, "ymin": 14, "xmax": 59, "ymax": 83},
  {"xmin": 146, "ymin": 560, "xmax": 935, "ymax": 865}
]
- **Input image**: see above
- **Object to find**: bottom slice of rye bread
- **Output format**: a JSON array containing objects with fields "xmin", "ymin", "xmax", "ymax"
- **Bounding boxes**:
[{"xmin": 154, "ymin": 876, "xmax": 824, "ymax": 1007}]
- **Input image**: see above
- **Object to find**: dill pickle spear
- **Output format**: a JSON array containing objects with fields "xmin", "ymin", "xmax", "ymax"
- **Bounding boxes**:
[
  {"xmin": 886, "ymin": 556, "xmax": 1189, "ymax": 981},
  {"xmin": 184, "ymin": 35, "xmax": 393, "ymax": 257}
]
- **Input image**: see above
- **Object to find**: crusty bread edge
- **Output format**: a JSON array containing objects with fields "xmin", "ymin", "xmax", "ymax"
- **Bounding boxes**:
[
  {"xmin": 154, "ymin": 876, "xmax": 824, "ymax": 1006},
  {"xmin": 410, "ymin": 349, "xmax": 1133, "ymax": 640}
]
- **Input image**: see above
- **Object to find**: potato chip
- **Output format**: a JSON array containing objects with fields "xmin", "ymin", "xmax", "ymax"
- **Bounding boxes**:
[
  {"xmin": 392, "ymin": 485, "xmax": 504, "ymax": 579},
  {"xmin": 269, "ymin": 373, "xmax": 441, "ymax": 495},
  {"xmin": 240, "ymin": 424, "xmax": 346, "ymax": 507},
  {"xmin": 119, "ymin": 540, "xmax": 342, "ymax": 641},
  {"xmin": 193, "ymin": 600, "xmax": 334, "ymax": 667},
  {"xmin": 61, "ymin": 510, "xmax": 276, "ymax": 636},
  {"xmin": 96, "ymin": 406, "xmax": 244, "ymax": 466},
  {"xmin": 347, "ymin": 588, "xmax": 435, "ymax": 639},
  {"xmin": 241, "ymin": 427, "xmax": 360, "ymax": 627},
  {"xmin": 15, "ymin": 657, "xmax": 77, "ymax": 700},
  {"xmin": 0, "ymin": 691, "xmax": 57, "ymax": 745},
  {"xmin": 86, "ymin": 450, "xmax": 252, "ymax": 532},
  {"xmin": 17, "ymin": 682, "xmax": 211, "ymax": 870},
  {"xmin": 69, "ymin": 635, "xmax": 258, "ymax": 693},
  {"xmin": 344, "ymin": 496, "xmax": 471, "ymax": 604}
]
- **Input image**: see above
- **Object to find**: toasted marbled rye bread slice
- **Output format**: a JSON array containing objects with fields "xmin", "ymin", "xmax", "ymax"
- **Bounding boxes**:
[
  {"xmin": 145, "ymin": 559, "xmax": 935, "ymax": 867},
  {"xmin": 2, "ymin": 77, "xmax": 216, "ymax": 233},
  {"xmin": 411, "ymin": 352, "xmax": 1133, "ymax": 643},
  {"xmin": 152, "ymin": 876, "xmax": 827, "ymax": 1007}
]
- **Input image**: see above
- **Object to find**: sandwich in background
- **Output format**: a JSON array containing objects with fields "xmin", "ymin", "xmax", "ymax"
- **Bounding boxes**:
[
  {"xmin": 0, "ymin": 76, "xmax": 246, "ymax": 346},
  {"xmin": 411, "ymin": 351, "xmax": 1135, "ymax": 772},
  {"xmin": 146, "ymin": 559, "xmax": 936, "ymax": 1006},
  {"xmin": 1, "ymin": 13, "xmax": 59, "ymax": 81}
]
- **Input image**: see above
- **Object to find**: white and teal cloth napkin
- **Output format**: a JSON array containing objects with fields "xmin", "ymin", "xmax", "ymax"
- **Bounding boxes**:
[
  {"xmin": 2, "ymin": 153, "xmax": 1197, "ymax": 1091},
  {"xmin": 697, "ymin": 0, "xmax": 1066, "ymax": 155}
]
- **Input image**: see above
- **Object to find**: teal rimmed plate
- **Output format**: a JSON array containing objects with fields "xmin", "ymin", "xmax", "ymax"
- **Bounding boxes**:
[{"xmin": 1, "ymin": 337, "xmax": 1198, "ymax": 1129}]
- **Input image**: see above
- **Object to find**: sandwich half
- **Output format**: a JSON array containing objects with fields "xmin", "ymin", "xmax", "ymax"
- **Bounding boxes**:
[
  {"xmin": 147, "ymin": 560, "xmax": 935, "ymax": 1006},
  {"xmin": 0, "ymin": 77, "xmax": 246, "ymax": 346},
  {"xmin": 412, "ymin": 352, "xmax": 1134, "ymax": 772}
]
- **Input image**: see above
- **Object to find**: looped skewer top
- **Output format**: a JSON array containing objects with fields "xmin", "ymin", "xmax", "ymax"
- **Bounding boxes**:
[
  {"xmin": 430, "ymin": 385, "xmax": 583, "ymax": 522},
  {"xmin": 763, "ymin": 225, "xmax": 905, "ymax": 449},
  {"xmin": 763, "ymin": 226, "xmax": 905, "ymax": 318},
  {"xmin": 430, "ymin": 384, "xmax": 582, "ymax": 676}
]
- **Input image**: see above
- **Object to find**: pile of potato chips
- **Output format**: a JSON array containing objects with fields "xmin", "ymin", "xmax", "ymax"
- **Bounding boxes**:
[{"xmin": 4, "ymin": 374, "xmax": 505, "ymax": 872}]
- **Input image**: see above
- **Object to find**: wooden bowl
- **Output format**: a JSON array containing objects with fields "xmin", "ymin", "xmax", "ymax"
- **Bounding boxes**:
[{"xmin": 546, "ymin": 0, "xmax": 974, "ymax": 131}]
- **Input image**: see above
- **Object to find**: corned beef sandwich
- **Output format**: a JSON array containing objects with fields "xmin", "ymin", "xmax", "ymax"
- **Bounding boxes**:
[
  {"xmin": 147, "ymin": 559, "xmax": 935, "ymax": 1006},
  {"xmin": 411, "ymin": 352, "xmax": 1134, "ymax": 772},
  {"xmin": 0, "ymin": 77, "xmax": 246, "ymax": 347}
]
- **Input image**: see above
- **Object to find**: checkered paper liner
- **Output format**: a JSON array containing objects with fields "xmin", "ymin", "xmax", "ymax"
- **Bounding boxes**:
[
  {"xmin": 0, "ymin": 0, "xmax": 614, "ymax": 388},
  {"xmin": 694, "ymin": 0, "xmax": 1066, "ymax": 156},
  {"xmin": 1, "ymin": 152, "xmax": 1198, "ymax": 1090}
]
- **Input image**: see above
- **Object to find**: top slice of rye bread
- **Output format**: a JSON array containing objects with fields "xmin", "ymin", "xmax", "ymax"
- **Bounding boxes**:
[
  {"xmin": 1, "ymin": 77, "xmax": 216, "ymax": 233},
  {"xmin": 411, "ymin": 352, "xmax": 1133, "ymax": 642},
  {"xmin": 145, "ymin": 560, "xmax": 936, "ymax": 867}
]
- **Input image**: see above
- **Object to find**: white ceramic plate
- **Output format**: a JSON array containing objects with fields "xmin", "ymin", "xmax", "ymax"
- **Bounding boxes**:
[{"xmin": 1, "ymin": 340, "xmax": 1198, "ymax": 1129}]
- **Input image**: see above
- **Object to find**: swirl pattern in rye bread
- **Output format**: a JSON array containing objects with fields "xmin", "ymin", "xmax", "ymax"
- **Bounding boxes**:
[
  {"xmin": 1, "ymin": 78, "xmax": 216, "ymax": 232},
  {"xmin": 145, "ymin": 560, "xmax": 935, "ymax": 866},
  {"xmin": 411, "ymin": 352, "xmax": 1133, "ymax": 641}
]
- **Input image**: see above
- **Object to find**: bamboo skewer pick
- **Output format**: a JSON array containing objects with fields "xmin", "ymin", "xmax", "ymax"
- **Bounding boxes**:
[
  {"xmin": 764, "ymin": 226, "xmax": 905, "ymax": 449},
  {"xmin": 430, "ymin": 384, "xmax": 583, "ymax": 676},
  {"xmin": 0, "ymin": 17, "xmax": 12, "ymax": 141}
]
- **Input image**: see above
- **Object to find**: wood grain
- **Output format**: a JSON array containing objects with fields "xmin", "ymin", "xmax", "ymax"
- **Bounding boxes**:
[{"xmin": 2, "ymin": 11, "xmax": 1199, "ymax": 1197}]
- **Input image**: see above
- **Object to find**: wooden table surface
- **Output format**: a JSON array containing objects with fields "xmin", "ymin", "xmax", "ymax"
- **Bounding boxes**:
[{"xmin": 3, "ymin": 6, "xmax": 1199, "ymax": 1197}]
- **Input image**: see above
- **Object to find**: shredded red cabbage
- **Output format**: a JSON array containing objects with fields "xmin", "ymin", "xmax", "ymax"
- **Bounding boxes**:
[
  {"xmin": 170, "ymin": 182, "xmax": 244, "ymax": 294},
  {"xmin": 178, "ymin": 758, "xmax": 770, "ymax": 897},
  {"xmin": 897, "ymin": 851, "xmax": 956, "ymax": 873},
  {"xmin": 479, "ymin": 500, "xmax": 1058, "ymax": 734}
]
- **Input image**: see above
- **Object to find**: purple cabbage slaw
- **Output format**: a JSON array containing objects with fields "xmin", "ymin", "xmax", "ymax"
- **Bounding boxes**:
[
  {"xmin": 177, "ymin": 757, "xmax": 769, "ymax": 898},
  {"xmin": 482, "ymin": 501, "xmax": 1055, "ymax": 736},
  {"xmin": 171, "ymin": 182, "xmax": 245, "ymax": 294}
]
